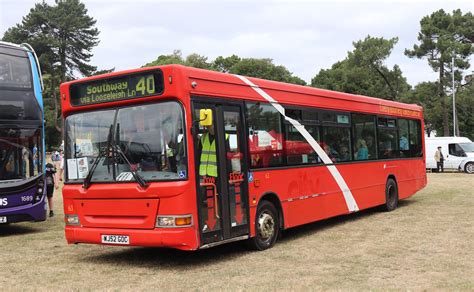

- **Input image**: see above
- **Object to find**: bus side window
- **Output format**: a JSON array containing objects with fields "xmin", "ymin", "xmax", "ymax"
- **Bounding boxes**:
[
  {"xmin": 246, "ymin": 102, "xmax": 284, "ymax": 168},
  {"xmin": 408, "ymin": 119, "xmax": 422, "ymax": 157},
  {"xmin": 352, "ymin": 114, "xmax": 376, "ymax": 160}
]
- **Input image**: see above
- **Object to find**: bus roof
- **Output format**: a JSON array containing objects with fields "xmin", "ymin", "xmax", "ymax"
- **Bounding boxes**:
[
  {"xmin": 61, "ymin": 64, "xmax": 423, "ymax": 116},
  {"xmin": 0, "ymin": 41, "xmax": 33, "ymax": 53},
  {"xmin": 181, "ymin": 65, "xmax": 422, "ymax": 112}
]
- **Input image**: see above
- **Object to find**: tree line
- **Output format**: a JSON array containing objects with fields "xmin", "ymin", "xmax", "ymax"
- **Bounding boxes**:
[{"xmin": 2, "ymin": 0, "xmax": 473, "ymax": 148}]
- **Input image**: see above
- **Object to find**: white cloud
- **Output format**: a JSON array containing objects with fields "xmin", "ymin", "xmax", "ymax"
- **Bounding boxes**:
[{"xmin": 1, "ymin": 0, "xmax": 473, "ymax": 86}]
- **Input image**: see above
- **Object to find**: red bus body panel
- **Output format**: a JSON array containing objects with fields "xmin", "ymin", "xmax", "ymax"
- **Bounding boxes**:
[{"xmin": 60, "ymin": 65, "xmax": 426, "ymax": 250}]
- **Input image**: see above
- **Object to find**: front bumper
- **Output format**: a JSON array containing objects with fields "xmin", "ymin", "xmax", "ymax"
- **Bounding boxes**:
[
  {"xmin": 65, "ymin": 225, "xmax": 199, "ymax": 251},
  {"xmin": 0, "ymin": 196, "xmax": 47, "ymax": 223}
]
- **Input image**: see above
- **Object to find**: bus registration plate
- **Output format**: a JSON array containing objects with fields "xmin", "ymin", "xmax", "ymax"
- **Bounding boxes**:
[
  {"xmin": 0, "ymin": 216, "xmax": 7, "ymax": 224},
  {"xmin": 101, "ymin": 234, "xmax": 129, "ymax": 245}
]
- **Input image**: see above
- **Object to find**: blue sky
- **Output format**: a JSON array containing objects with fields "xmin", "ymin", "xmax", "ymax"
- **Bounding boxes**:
[{"xmin": 1, "ymin": 0, "xmax": 473, "ymax": 86}]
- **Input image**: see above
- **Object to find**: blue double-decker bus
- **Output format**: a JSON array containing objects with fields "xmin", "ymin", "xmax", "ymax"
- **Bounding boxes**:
[{"xmin": 0, "ymin": 41, "xmax": 46, "ymax": 224}]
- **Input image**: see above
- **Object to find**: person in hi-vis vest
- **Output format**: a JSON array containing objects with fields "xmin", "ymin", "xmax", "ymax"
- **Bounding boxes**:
[{"xmin": 198, "ymin": 125, "xmax": 230, "ymax": 178}]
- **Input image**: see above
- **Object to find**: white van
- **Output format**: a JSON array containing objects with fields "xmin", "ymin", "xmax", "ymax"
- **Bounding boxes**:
[{"xmin": 425, "ymin": 136, "xmax": 474, "ymax": 173}]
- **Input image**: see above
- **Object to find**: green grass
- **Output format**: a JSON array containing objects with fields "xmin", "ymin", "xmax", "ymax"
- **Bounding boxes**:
[{"xmin": 0, "ymin": 173, "xmax": 473, "ymax": 290}]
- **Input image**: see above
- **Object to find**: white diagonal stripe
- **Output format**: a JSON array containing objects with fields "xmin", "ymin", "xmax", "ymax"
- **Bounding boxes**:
[{"xmin": 235, "ymin": 75, "xmax": 359, "ymax": 212}]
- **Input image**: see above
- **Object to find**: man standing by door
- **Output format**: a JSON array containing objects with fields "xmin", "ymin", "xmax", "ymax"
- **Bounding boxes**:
[{"xmin": 434, "ymin": 146, "xmax": 444, "ymax": 172}]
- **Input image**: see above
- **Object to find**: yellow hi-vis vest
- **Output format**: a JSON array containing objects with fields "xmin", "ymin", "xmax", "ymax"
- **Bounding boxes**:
[{"xmin": 199, "ymin": 133, "xmax": 228, "ymax": 177}]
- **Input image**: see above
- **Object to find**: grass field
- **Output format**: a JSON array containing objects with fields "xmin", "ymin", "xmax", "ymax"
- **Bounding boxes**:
[{"xmin": 1, "ymin": 173, "xmax": 473, "ymax": 290}]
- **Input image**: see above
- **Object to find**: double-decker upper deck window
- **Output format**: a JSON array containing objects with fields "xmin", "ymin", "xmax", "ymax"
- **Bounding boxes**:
[{"xmin": 0, "ymin": 53, "xmax": 32, "ymax": 89}]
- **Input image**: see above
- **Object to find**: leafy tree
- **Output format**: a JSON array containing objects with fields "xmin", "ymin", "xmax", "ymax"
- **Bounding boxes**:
[
  {"xmin": 400, "ymin": 82, "xmax": 441, "ymax": 136},
  {"xmin": 145, "ymin": 52, "xmax": 306, "ymax": 85},
  {"xmin": 312, "ymin": 36, "xmax": 410, "ymax": 100},
  {"xmin": 2, "ymin": 0, "xmax": 100, "ymax": 148},
  {"xmin": 212, "ymin": 55, "xmax": 241, "ymax": 72},
  {"xmin": 143, "ymin": 49, "xmax": 186, "ymax": 67},
  {"xmin": 185, "ymin": 53, "xmax": 211, "ymax": 69},
  {"xmin": 455, "ymin": 77, "xmax": 474, "ymax": 140},
  {"xmin": 405, "ymin": 9, "xmax": 474, "ymax": 136},
  {"xmin": 91, "ymin": 68, "xmax": 115, "ymax": 76},
  {"xmin": 228, "ymin": 58, "xmax": 306, "ymax": 85}
]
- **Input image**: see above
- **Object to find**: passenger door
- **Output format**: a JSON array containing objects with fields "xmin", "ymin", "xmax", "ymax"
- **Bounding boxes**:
[{"xmin": 192, "ymin": 100, "xmax": 250, "ymax": 246}]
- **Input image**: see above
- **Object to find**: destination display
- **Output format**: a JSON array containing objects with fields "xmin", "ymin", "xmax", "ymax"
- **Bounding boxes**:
[{"xmin": 69, "ymin": 70, "xmax": 163, "ymax": 106}]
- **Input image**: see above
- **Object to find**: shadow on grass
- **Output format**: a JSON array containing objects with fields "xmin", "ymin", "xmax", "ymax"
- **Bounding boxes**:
[
  {"xmin": 280, "ymin": 198, "xmax": 417, "ymax": 243},
  {"xmin": 0, "ymin": 224, "xmax": 43, "ymax": 237},
  {"xmin": 80, "ymin": 198, "xmax": 419, "ymax": 268},
  {"xmin": 82, "ymin": 241, "xmax": 249, "ymax": 269}
]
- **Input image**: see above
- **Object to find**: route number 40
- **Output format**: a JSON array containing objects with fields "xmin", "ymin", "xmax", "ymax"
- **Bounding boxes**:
[{"xmin": 135, "ymin": 75, "xmax": 155, "ymax": 95}]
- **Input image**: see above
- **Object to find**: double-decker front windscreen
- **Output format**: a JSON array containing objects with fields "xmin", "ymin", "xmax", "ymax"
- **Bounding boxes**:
[
  {"xmin": 64, "ymin": 101, "xmax": 187, "ymax": 183},
  {"xmin": 0, "ymin": 53, "xmax": 32, "ymax": 89},
  {"xmin": 0, "ymin": 127, "xmax": 42, "ymax": 182},
  {"xmin": 69, "ymin": 70, "xmax": 164, "ymax": 106}
]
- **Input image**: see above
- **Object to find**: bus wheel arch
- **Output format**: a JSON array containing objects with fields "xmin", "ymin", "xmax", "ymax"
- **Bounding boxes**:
[
  {"xmin": 248, "ymin": 192, "xmax": 283, "ymax": 250},
  {"xmin": 384, "ymin": 175, "xmax": 399, "ymax": 212},
  {"xmin": 258, "ymin": 192, "xmax": 284, "ymax": 230}
]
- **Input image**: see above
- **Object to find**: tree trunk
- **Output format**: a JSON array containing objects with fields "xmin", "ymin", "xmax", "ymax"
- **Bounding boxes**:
[
  {"xmin": 55, "ymin": 42, "xmax": 67, "ymax": 137},
  {"xmin": 439, "ymin": 63, "xmax": 450, "ymax": 136},
  {"xmin": 52, "ymin": 78, "xmax": 61, "ymax": 133}
]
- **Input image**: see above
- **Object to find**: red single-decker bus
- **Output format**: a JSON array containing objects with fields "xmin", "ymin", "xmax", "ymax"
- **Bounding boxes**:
[{"xmin": 60, "ymin": 65, "xmax": 426, "ymax": 250}]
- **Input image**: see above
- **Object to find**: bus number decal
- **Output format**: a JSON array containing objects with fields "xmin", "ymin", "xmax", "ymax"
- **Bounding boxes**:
[{"xmin": 135, "ymin": 75, "xmax": 155, "ymax": 95}]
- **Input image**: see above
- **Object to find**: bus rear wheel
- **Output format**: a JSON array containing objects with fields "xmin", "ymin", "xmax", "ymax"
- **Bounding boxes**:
[
  {"xmin": 464, "ymin": 162, "xmax": 474, "ymax": 174},
  {"xmin": 384, "ymin": 178, "xmax": 398, "ymax": 212},
  {"xmin": 248, "ymin": 200, "xmax": 279, "ymax": 251}
]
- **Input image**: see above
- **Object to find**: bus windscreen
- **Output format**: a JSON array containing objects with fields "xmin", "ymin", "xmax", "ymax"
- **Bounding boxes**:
[{"xmin": 69, "ymin": 70, "xmax": 164, "ymax": 106}]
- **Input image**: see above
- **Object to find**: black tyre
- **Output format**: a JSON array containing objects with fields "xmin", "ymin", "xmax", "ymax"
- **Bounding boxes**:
[
  {"xmin": 384, "ymin": 178, "xmax": 398, "ymax": 212},
  {"xmin": 464, "ymin": 162, "xmax": 474, "ymax": 174},
  {"xmin": 248, "ymin": 200, "xmax": 279, "ymax": 251}
]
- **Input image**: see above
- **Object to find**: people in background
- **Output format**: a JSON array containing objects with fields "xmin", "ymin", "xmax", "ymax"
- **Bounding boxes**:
[
  {"xmin": 52, "ymin": 150, "xmax": 61, "ymax": 182},
  {"xmin": 434, "ymin": 146, "xmax": 444, "ymax": 172},
  {"xmin": 399, "ymin": 134, "xmax": 409, "ymax": 151},
  {"xmin": 338, "ymin": 145, "xmax": 350, "ymax": 161},
  {"xmin": 320, "ymin": 143, "xmax": 337, "ymax": 163},
  {"xmin": 22, "ymin": 147, "xmax": 29, "ymax": 177},
  {"xmin": 59, "ymin": 149, "xmax": 64, "ymax": 182},
  {"xmin": 32, "ymin": 144, "xmax": 38, "ymax": 170},
  {"xmin": 45, "ymin": 163, "xmax": 58, "ymax": 217},
  {"xmin": 356, "ymin": 139, "xmax": 369, "ymax": 160},
  {"xmin": 362, "ymin": 131, "xmax": 375, "ymax": 159}
]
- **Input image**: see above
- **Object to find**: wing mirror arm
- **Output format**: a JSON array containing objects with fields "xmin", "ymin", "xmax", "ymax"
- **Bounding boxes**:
[{"xmin": 191, "ymin": 109, "xmax": 213, "ymax": 137}]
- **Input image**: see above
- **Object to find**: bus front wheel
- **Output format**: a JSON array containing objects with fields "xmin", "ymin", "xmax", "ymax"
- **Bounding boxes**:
[
  {"xmin": 384, "ymin": 178, "xmax": 398, "ymax": 212},
  {"xmin": 248, "ymin": 200, "xmax": 279, "ymax": 251}
]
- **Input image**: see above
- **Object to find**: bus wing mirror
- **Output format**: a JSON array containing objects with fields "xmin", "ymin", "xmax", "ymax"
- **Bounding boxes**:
[{"xmin": 199, "ymin": 109, "xmax": 213, "ymax": 127}]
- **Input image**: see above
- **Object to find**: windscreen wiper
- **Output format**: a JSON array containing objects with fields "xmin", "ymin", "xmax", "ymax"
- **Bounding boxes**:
[
  {"xmin": 113, "ymin": 144, "xmax": 149, "ymax": 189},
  {"xmin": 82, "ymin": 125, "xmax": 113, "ymax": 189}
]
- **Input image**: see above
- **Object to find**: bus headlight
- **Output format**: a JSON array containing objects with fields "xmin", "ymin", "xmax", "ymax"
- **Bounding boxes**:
[
  {"xmin": 65, "ymin": 214, "xmax": 80, "ymax": 226},
  {"xmin": 156, "ymin": 215, "xmax": 192, "ymax": 228}
]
